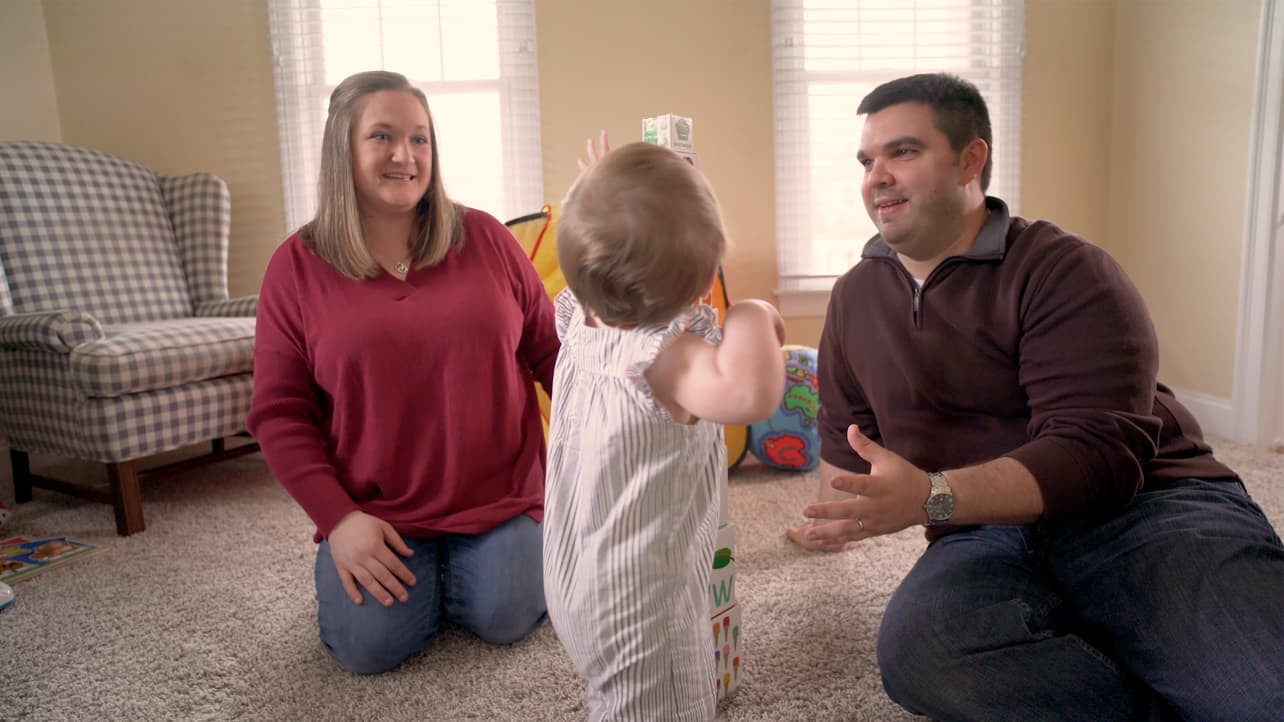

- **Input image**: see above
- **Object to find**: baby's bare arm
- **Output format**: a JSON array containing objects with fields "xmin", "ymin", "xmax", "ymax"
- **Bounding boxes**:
[{"xmin": 648, "ymin": 300, "xmax": 786, "ymax": 425}]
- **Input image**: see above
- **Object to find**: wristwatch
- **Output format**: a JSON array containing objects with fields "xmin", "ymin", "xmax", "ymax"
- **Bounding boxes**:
[{"xmin": 924, "ymin": 471, "xmax": 956, "ymax": 525}]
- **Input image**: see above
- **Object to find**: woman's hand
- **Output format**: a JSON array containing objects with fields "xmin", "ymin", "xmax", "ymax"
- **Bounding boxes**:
[
  {"xmin": 577, "ymin": 129, "xmax": 611, "ymax": 171},
  {"xmin": 327, "ymin": 510, "xmax": 417, "ymax": 606}
]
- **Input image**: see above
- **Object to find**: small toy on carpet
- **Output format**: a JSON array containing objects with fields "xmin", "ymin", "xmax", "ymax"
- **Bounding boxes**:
[{"xmin": 748, "ymin": 345, "xmax": 821, "ymax": 471}]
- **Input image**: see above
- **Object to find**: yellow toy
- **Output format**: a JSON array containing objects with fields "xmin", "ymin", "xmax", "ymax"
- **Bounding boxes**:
[{"xmin": 506, "ymin": 205, "xmax": 749, "ymax": 470}]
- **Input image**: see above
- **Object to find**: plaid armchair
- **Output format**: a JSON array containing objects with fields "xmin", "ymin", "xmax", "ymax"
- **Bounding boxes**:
[{"xmin": 0, "ymin": 141, "xmax": 259, "ymax": 535}]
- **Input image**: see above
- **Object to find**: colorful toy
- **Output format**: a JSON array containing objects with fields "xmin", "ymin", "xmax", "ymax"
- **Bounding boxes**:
[
  {"xmin": 0, "ymin": 503, "xmax": 13, "ymax": 616},
  {"xmin": 748, "ymin": 345, "xmax": 821, "ymax": 471},
  {"xmin": 708, "ymin": 522, "xmax": 742, "ymax": 700},
  {"xmin": 504, "ymin": 205, "xmax": 749, "ymax": 470}
]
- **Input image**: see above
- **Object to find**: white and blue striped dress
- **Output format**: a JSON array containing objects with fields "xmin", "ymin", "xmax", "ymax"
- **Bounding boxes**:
[{"xmin": 544, "ymin": 289, "xmax": 725, "ymax": 722}]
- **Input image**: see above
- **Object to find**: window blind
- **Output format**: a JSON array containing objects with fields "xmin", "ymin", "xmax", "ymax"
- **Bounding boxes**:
[
  {"xmin": 772, "ymin": 0, "xmax": 1025, "ymax": 288},
  {"xmin": 267, "ymin": 0, "xmax": 544, "ymax": 233}
]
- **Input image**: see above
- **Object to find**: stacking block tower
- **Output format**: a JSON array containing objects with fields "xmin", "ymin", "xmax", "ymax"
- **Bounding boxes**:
[
  {"xmin": 643, "ymin": 114, "xmax": 743, "ymax": 700},
  {"xmin": 709, "ymin": 514, "xmax": 742, "ymax": 700},
  {"xmin": 643, "ymin": 113, "xmax": 698, "ymax": 166}
]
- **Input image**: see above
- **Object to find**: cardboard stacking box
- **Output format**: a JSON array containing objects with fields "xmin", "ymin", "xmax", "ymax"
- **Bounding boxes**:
[
  {"xmin": 642, "ymin": 113, "xmax": 694, "ymax": 151},
  {"xmin": 709, "ymin": 520, "xmax": 742, "ymax": 700}
]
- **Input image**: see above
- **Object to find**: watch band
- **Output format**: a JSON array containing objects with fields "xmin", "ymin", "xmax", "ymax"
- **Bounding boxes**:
[{"xmin": 924, "ymin": 471, "xmax": 956, "ymax": 525}]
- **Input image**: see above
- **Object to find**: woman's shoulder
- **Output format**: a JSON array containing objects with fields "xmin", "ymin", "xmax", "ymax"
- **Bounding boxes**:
[
  {"xmin": 263, "ymin": 228, "xmax": 337, "ymax": 286},
  {"xmin": 458, "ymin": 205, "xmax": 531, "ymax": 265},
  {"xmin": 264, "ymin": 229, "xmax": 307, "ymax": 272},
  {"xmin": 271, "ymin": 228, "xmax": 313, "ymax": 258},
  {"xmin": 459, "ymin": 205, "xmax": 506, "ymax": 236}
]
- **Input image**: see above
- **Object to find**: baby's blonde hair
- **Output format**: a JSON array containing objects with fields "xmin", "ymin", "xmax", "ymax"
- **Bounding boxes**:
[{"xmin": 558, "ymin": 142, "xmax": 727, "ymax": 327}]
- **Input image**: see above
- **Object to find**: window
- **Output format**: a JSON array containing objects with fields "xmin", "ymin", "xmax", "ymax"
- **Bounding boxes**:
[
  {"xmin": 772, "ymin": 0, "xmax": 1024, "ymax": 314},
  {"xmin": 268, "ymin": 0, "xmax": 543, "ymax": 232}
]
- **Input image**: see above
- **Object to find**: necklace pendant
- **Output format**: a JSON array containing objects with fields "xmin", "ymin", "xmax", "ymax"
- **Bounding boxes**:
[{"xmin": 394, "ymin": 260, "xmax": 409, "ymax": 275}]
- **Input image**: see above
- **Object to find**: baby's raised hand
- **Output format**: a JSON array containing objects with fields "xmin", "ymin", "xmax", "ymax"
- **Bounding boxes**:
[{"xmin": 577, "ymin": 130, "xmax": 611, "ymax": 171}]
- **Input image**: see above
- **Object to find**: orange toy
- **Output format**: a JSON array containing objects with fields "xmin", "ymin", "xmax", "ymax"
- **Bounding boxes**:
[{"xmin": 505, "ymin": 205, "xmax": 749, "ymax": 470}]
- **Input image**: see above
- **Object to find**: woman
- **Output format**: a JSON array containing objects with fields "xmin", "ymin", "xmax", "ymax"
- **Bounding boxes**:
[{"xmin": 248, "ymin": 70, "xmax": 558, "ymax": 674}]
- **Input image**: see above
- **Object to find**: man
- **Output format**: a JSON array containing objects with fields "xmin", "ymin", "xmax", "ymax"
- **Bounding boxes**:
[{"xmin": 789, "ymin": 73, "xmax": 1283, "ymax": 720}]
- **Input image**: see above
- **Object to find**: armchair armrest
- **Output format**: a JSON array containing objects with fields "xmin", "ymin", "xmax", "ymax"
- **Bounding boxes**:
[
  {"xmin": 0, "ymin": 309, "xmax": 104, "ymax": 352},
  {"xmin": 194, "ymin": 295, "xmax": 257, "ymax": 318}
]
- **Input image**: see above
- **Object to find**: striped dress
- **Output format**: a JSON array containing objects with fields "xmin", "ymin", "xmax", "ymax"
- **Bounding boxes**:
[{"xmin": 544, "ymin": 289, "xmax": 725, "ymax": 722}]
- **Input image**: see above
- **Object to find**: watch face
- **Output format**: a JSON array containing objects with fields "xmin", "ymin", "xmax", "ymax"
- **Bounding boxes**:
[{"xmin": 926, "ymin": 493, "xmax": 956, "ymax": 522}]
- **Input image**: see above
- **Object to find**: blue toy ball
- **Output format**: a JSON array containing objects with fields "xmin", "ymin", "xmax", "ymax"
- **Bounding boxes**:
[{"xmin": 748, "ymin": 345, "xmax": 821, "ymax": 471}]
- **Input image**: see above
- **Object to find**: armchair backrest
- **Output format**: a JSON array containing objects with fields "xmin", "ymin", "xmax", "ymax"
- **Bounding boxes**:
[{"xmin": 0, "ymin": 142, "xmax": 232, "ymax": 324}]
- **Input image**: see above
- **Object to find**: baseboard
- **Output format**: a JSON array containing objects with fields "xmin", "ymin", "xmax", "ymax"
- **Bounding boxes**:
[{"xmin": 1169, "ymin": 387, "xmax": 1236, "ymax": 441}]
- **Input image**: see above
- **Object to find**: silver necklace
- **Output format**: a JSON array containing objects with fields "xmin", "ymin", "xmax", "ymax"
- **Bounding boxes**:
[{"xmin": 394, "ymin": 260, "xmax": 409, "ymax": 275}]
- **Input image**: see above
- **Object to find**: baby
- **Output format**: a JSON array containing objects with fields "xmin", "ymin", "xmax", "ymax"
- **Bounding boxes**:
[{"xmin": 543, "ymin": 140, "xmax": 785, "ymax": 720}]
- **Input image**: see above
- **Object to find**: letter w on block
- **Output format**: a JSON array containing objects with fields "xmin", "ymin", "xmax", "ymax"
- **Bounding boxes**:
[{"xmin": 710, "ymin": 575, "xmax": 735, "ymax": 610}]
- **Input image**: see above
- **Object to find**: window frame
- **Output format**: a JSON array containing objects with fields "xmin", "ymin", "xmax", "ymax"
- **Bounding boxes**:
[
  {"xmin": 267, "ymin": 0, "xmax": 544, "ymax": 233},
  {"xmin": 771, "ymin": 0, "xmax": 1025, "ymax": 316}
]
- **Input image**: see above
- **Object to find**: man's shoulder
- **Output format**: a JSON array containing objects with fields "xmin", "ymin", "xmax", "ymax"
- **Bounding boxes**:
[
  {"xmin": 1005, "ymin": 216, "xmax": 1111, "ymax": 268},
  {"xmin": 1008, "ymin": 216, "xmax": 1097, "ymax": 253},
  {"xmin": 834, "ymin": 251, "xmax": 894, "ymax": 292}
]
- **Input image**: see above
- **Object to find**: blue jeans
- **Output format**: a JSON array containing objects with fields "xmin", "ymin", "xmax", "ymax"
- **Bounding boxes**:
[
  {"xmin": 314, "ymin": 514, "xmax": 547, "ymax": 674},
  {"xmin": 878, "ymin": 478, "xmax": 1284, "ymax": 722}
]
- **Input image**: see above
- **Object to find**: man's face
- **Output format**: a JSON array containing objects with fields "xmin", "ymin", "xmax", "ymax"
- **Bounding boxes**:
[{"xmin": 857, "ymin": 101, "xmax": 971, "ymax": 263}]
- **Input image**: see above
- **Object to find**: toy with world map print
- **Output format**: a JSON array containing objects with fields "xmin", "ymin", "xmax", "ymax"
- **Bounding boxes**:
[{"xmin": 747, "ymin": 345, "xmax": 821, "ymax": 471}]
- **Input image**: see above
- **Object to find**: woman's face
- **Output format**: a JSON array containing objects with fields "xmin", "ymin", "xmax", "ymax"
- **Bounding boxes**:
[{"xmin": 349, "ymin": 90, "xmax": 433, "ymax": 218}]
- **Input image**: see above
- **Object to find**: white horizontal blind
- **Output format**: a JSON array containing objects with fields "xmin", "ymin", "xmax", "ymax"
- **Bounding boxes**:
[
  {"xmin": 772, "ymin": 0, "xmax": 1024, "ymax": 287},
  {"xmin": 268, "ymin": 0, "xmax": 544, "ymax": 233}
]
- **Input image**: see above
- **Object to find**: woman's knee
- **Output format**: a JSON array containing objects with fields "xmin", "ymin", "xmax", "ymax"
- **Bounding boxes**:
[
  {"xmin": 314, "ymin": 540, "xmax": 442, "ymax": 674},
  {"xmin": 451, "ymin": 562, "xmax": 546, "ymax": 644},
  {"xmin": 444, "ymin": 516, "xmax": 547, "ymax": 644},
  {"xmin": 465, "ymin": 600, "xmax": 547, "ymax": 645},
  {"xmin": 322, "ymin": 622, "xmax": 433, "ymax": 674}
]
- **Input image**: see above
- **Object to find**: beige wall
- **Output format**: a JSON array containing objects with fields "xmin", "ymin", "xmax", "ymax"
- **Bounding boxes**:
[
  {"xmin": 1021, "ymin": 0, "xmax": 1115, "ymax": 243},
  {"xmin": 1105, "ymin": 0, "xmax": 1260, "ymax": 398},
  {"xmin": 536, "ymin": 0, "xmax": 777, "ymax": 336},
  {"xmin": 0, "ymin": 0, "xmax": 63, "ymax": 142},
  {"xmin": 11, "ymin": 0, "xmax": 1266, "ymax": 400},
  {"xmin": 40, "ymin": 0, "xmax": 283, "ymax": 299}
]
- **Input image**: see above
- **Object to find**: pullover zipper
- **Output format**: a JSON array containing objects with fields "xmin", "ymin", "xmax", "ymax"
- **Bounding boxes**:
[{"xmin": 912, "ymin": 284, "xmax": 923, "ymax": 329}]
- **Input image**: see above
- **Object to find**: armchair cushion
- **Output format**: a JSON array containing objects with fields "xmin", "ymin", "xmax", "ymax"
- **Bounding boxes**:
[
  {"xmin": 195, "ymin": 297, "xmax": 257, "ymax": 318},
  {"xmin": 70, "ymin": 318, "xmax": 255, "ymax": 397}
]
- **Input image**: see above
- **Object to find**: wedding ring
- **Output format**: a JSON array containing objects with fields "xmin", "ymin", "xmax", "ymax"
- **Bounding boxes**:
[{"xmin": 857, "ymin": 517, "xmax": 865, "ymax": 533}]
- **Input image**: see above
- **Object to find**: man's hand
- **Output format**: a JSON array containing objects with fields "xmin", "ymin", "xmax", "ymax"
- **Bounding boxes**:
[
  {"xmin": 786, "ymin": 455, "xmax": 859, "ymax": 552},
  {"xmin": 327, "ymin": 510, "xmax": 417, "ymax": 607},
  {"xmin": 796, "ymin": 425, "xmax": 932, "ymax": 547}
]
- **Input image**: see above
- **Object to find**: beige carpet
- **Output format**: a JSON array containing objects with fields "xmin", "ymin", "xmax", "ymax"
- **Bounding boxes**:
[{"xmin": 3, "ymin": 440, "xmax": 1281, "ymax": 722}]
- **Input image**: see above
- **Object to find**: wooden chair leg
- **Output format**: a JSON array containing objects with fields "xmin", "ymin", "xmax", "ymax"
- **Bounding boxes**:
[
  {"xmin": 107, "ymin": 460, "xmax": 145, "ymax": 535},
  {"xmin": 10, "ymin": 449, "xmax": 32, "ymax": 503}
]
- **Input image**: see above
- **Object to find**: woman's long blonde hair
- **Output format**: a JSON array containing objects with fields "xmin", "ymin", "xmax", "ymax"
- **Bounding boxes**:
[{"xmin": 303, "ymin": 70, "xmax": 463, "ymax": 279}]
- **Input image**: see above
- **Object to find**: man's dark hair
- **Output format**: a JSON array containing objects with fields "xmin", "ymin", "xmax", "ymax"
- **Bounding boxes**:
[{"xmin": 858, "ymin": 73, "xmax": 993, "ymax": 191}]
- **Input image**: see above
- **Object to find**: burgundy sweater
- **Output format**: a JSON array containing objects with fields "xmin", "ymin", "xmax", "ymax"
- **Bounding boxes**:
[
  {"xmin": 819, "ymin": 198, "xmax": 1237, "ymax": 534},
  {"xmin": 248, "ymin": 209, "xmax": 559, "ymax": 541}
]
